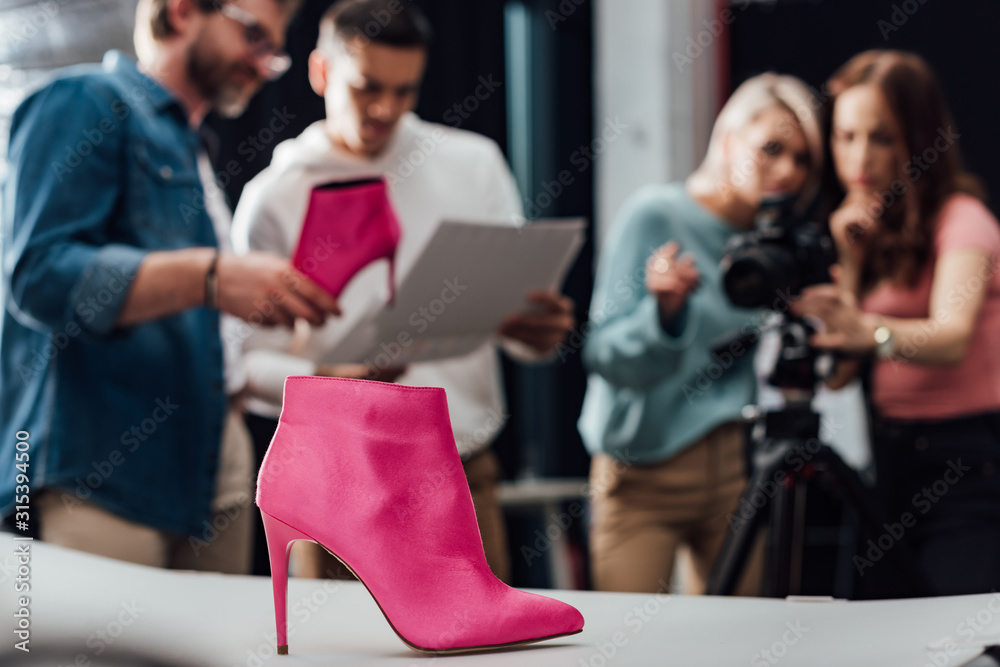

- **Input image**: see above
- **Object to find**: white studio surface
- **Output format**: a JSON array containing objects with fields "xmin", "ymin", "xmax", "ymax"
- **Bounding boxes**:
[{"xmin": 3, "ymin": 536, "xmax": 999, "ymax": 667}]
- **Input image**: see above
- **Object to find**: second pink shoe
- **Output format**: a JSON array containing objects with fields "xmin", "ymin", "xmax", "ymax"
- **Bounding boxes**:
[{"xmin": 292, "ymin": 176, "xmax": 400, "ymax": 303}]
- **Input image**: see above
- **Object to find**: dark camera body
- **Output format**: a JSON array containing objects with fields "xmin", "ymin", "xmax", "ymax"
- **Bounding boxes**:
[
  {"xmin": 719, "ymin": 197, "xmax": 835, "ymax": 309},
  {"xmin": 717, "ymin": 196, "xmax": 837, "ymax": 390}
]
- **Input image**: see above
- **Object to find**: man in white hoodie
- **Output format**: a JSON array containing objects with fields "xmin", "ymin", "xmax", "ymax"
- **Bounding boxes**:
[{"xmin": 231, "ymin": 0, "xmax": 575, "ymax": 582}]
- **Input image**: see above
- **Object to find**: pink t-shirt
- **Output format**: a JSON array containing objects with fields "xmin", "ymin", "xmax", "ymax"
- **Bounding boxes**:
[{"xmin": 861, "ymin": 193, "xmax": 1000, "ymax": 420}]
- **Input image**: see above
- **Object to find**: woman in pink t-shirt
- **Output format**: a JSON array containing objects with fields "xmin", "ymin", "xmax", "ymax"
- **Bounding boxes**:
[{"xmin": 794, "ymin": 50, "xmax": 1000, "ymax": 597}]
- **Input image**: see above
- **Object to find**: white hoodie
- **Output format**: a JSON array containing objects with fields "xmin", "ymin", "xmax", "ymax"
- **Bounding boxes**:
[{"xmin": 230, "ymin": 113, "xmax": 529, "ymax": 458}]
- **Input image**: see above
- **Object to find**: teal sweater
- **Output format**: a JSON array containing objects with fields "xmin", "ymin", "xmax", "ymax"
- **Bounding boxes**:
[{"xmin": 579, "ymin": 183, "xmax": 763, "ymax": 464}]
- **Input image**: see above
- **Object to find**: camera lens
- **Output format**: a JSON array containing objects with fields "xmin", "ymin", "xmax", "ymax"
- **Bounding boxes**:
[{"xmin": 722, "ymin": 246, "xmax": 796, "ymax": 308}]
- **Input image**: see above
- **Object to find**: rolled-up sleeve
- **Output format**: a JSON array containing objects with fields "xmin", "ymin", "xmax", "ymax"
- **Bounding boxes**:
[{"xmin": 3, "ymin": 78, "xmax": 146, "ymax": 338}]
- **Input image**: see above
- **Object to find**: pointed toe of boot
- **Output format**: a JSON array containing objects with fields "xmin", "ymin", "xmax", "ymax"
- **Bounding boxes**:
[
  {"xmin": 498, "ymin": 589, "xmax": 585, "ymax": 646},
  {"xmin": 545, "ymin": 595, "xmax": 586, "ymax": 637}
]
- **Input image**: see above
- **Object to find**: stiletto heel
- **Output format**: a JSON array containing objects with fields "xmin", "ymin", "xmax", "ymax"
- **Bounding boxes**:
[
  {"xmin": 386, "ymin": 252, "xmax": 396, "ymax": 305},
  {"xmin": 261, "ymin": 511, "xmax": 314, "ymax": 655},
  {"xmin": 256, "ymin": 376, "xmax": 584, "ymax": 654}
]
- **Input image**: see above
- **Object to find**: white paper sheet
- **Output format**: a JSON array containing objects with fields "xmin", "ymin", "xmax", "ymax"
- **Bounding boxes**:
[{"xmin": 323, "ymin": 218, "xmax": 586, "ymax": 366}]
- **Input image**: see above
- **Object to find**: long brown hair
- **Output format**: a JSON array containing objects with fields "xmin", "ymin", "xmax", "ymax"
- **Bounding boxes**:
[{"xmin": 824, "ymin": 50, "xmax": 985, "ymax": 293}]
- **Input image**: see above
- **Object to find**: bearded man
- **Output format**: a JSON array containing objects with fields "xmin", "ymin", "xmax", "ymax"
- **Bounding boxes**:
[{"xmin": 0, "ymin": 0, "xmax": 339, "ymax": 572}]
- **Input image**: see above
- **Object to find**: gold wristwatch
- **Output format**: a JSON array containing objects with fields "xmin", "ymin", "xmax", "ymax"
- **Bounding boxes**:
[{"xmin": 874, "ymin": 324, "xmax": 895, "ymax": 360}]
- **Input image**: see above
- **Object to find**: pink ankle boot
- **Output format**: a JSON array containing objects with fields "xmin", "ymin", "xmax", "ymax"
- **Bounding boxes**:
[
  {"xmin": 292, "ymin": 177, "xmax": 400, "ymax": 304},
  {"xmin": 256, "ymin": 376, "xmax": 584, "ymax": 654}
]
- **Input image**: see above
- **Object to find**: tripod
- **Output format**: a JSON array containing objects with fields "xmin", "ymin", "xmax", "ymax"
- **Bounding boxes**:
[{"xmin": 705, "ymin": 316, "xmax": 929, "ymax": 597}]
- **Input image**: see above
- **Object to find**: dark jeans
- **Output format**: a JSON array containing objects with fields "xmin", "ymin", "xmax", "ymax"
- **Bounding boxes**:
[
  {"xmin": 245, "ymin": 412, "xmax": 281, "ymax": 577},
  {"xmin": 865, "ymin": 410, "xmax": 1000, "ymax": 597}
]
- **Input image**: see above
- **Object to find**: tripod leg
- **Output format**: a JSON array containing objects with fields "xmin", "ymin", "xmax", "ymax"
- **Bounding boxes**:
[
  {"xmin": 767, "ymin": 474, "xmax": 808, "ymax": 598},
  {"xmin": 705, "ymin": 466, "xmax": 773, "ymax": 596}
]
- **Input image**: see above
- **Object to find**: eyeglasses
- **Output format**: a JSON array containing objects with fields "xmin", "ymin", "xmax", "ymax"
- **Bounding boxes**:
[{"xmin": 219, "ymin": 3, "xmax": 291, "ymax": 81}]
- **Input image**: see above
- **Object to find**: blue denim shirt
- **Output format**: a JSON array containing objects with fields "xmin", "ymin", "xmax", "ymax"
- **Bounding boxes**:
[{"xmin": 1, "ymin": 51, "xmax": 226, "ymax": 536}]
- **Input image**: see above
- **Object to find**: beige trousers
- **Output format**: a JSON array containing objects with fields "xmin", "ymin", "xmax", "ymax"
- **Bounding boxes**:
[
  {"xmin": 37, "ymin": 409, "xmax": 254, "ymax": 574},
  {"xmin": 292, "ymin": 447, "xmax": 512, "ymax": 584},
  {"xmin": 589, "ymin": 422, "xmax": 763, "ymax": 595}
]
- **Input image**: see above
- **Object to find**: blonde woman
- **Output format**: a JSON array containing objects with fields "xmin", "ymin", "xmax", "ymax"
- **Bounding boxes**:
[{"xmin": 579, "ymin": 74, "xmax": 823, "ymax": 593}]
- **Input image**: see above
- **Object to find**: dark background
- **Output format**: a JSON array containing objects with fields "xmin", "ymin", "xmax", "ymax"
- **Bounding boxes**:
[{"xmin": 728, "ymin": 0, "xmax": 999, "ymax": 215}]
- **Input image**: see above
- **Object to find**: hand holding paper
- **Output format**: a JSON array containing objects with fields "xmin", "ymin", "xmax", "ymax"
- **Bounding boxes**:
[
  {"xmin": 321, "ymin": 218, "xmax": 586, "ymax": 366},
  {"xmin": 498, "ymin": 290, "xmax": 576, "ymax": 354}
]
